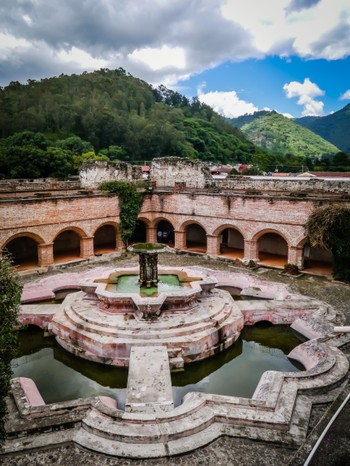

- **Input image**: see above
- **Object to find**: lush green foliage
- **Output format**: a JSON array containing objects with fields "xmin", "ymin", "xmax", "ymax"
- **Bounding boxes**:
[
  {"xmin": 305, "ymin": 204, "xmax": 350, "ymax": 282},
  {"xmin": 0, "ymin": 69, "xmax": 260, "ymax": 171},
  {"xmin": 227, "ymin": 111, "xmax": 340, "ymax": 160},
  {"xmin": 312, "ymin": 151, "xmax": 350, "ymax": 172},
  {"xmin": 295, "ymin": 104, "xmax": 350, "ymax": 154},
  {"xmin": 0, "ymin": 256, "xmax": 22, "ymax": 442},
  {"xmin": 0, "ymin": 131, "xmax": 109, "ymax": 179},
  {"xmin": 99, "ymin": 180, "xmax": 145, "ymax": 245}
]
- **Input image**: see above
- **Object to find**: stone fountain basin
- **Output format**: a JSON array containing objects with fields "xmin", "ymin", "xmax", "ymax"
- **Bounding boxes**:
[{"xmin": 80, "ymin": 267, "xmax": 217, "ymax": 316}]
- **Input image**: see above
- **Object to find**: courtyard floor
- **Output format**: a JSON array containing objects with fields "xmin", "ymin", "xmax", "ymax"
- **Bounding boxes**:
[{"xmin": 2, "ymin": 252, "xmax": 350, "ymax": 466}]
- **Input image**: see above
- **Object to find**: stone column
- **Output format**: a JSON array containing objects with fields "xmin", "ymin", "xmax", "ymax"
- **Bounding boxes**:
[
  {"xmin": 206, "ymin": 234, "xmax": 220, "ymax": 256},
  {"xmin": 288, "ymin": 246, "xmax": 304, "ymax": 269},
  {"xmin": 147, "ymin": 227, "xmax": 157, "ymax": 244},
  {"xmin": 116, "ymin": 231, "xmax": 125, "ymax": 252},
  {"xmin": 81, "ymin": 237, "xmax": 94, "ymax": 258},
  {"xmin": 244, "ymin": 240, "xmax": 259, "ymax": 262},
  {"xmin": 174, "ymin": 230, "xmax": 185, "ymax": 250},
  {"xmin": 38, "ymin": 243, "xmax": 54, "ymax": 267}
]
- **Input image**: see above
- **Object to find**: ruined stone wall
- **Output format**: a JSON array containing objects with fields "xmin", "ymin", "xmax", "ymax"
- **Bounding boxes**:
[
  {"xmin": 218, "ymin": 176, "xmax": 350, "ymax": 195},
  {"xmin": 150, "ymin": 157, "xmax": 212, "ymax": 189},
  {"xmin": 0, "ymin": 194, "xmax": 120, "ymax": 248},
  {"xmin": 79, "ymin": 161, "xmax": 142, "ymax": 189},
  {"xmin": 140, "ymin": 192, "xmax": 317, "ymax": 244},
  {"xmin": 0, "ymin": 179, "xmax": 81, "ymax": 198}
]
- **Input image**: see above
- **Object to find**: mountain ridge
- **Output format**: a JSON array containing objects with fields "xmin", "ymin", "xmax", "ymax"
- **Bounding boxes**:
[
  {"xmin": 227, "ymin": 110, "xmax": 340, "ymax": 159},
  {"xmin": 294, "ymin": 104, "xmax": 350, "ymax": 153}
]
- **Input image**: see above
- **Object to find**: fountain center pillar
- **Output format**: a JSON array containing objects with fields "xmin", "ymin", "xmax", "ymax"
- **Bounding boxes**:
[
  {"xmin": 139, "ymin": 252, "xmax": 158, "ymax": 287},
  {"xmin": 127, "ymin": 243, "xmax": 171, "ymax": 289}
]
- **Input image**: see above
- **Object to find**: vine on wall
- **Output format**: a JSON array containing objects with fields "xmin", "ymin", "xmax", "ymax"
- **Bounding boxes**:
[{"xmin": 99, "ymin": 180, "xmax": 146, "ymax": 246}]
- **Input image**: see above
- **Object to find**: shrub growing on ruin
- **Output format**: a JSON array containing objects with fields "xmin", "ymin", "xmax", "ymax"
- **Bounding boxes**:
[
  {"xmin": 305, "ymin": 204, "xmax": 350, "ymax": 282},
  {"xmin": 0, "ymin": 255, "xmax": 22, "ymax": 443},
  {"xmin": 99, "ymin": 180, "xmax": 145, "ymax": 246}
]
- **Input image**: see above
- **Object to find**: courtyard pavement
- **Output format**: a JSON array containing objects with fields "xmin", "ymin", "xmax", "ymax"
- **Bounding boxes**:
[{"xmin": 2, "ymin": 252, "xmax": 350, "ymax": 466}]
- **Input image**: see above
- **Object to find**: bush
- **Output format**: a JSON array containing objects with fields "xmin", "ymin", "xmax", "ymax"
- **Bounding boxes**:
[{"xmin": 0, "ymin": 255, "xmax": 22, "ymax": 443}]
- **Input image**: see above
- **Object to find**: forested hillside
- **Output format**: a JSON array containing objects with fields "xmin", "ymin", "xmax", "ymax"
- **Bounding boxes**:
[
  {"xmin": 295, "ymin": 104, "xmax": 350, "ymax": 154},
  {"xmin": 0, "ymin": 68, "xmax": 260, "ymax": 179},
  {"xmin": 227, "ymin": 110, "xmax": 340, "ymax": 159}
]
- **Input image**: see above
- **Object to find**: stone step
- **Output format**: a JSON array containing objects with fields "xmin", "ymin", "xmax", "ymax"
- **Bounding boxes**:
[
  {"xmin": 80, "ymin": 400, "xmax": 215, "ymax": 445},
  {"xmin": 66, "ymin": 291, "xmax": 233, "ymax": 331},
  {"xmin": 61, "ymin": 301, "xmax": 236, "ymax": 340}
]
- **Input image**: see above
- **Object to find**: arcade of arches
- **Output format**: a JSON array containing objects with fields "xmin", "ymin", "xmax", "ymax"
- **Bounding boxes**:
[{"xmin": 1, "ymin": 216, "xmax": 332, "ymax": 275}]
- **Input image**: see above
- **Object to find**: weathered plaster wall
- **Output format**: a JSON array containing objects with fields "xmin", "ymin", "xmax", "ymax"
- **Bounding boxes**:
[
  {"xmin": 79, "ymin": 161, "xmax": 142, "ymax": 188},
  {"xmin": 150, "ymin": 157, "xmax": 212, "ymax": 189}
]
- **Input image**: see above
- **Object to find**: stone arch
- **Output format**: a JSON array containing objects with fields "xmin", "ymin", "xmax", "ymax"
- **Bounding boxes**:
[
  {"xmin": 183, "ymin": 221, "xmax": 207, "ymax": 253},
  {"xmin": 155, "ymin": 218, "xmax": 175, "ymax": 245},
  {"xmin": 2, "ymin": 232, "xmax": 44, "ymax": 269},
  {"xmin": 93, "ymin": 222, "xmax": 118, "ymax": 254},
  {"xmin": 129, "ymin": 219, "xmax": 148, "ymax": 244},
  {"xmin": 252, "ymin": 228, "xmax": 290, "ymax": 244},
  {"xmin": 53, "ymin": 228, "xmax": 85, "ymax": 263},
  {"xmin": 213, "ymin": 223, "xmax": 245, "ymax": 238},
  {"xmin": 255, "ymin": 229, "xmax": 289, "ymax": 268}
]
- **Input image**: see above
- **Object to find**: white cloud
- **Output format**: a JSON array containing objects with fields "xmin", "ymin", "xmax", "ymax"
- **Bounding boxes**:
[
  {"xmin": 221, "ymin": 0, "xmax": 350, "ymax": 59},
  {"xmin": 58, "ymin": 47, "xmax": 107, "ymax": 69},
  {"xmin": 283, "ymin": 78, "xmax": 325, "ymax": 116},
  {"xmin": 340, "ymin": 89, "xmax": 350, "ymax": 100},
  {"xmin": 128, "ymin": 46, "xmax": 186, "ymax": 71},
  {"xmin": 197, "ymin": 84, "xmax": 258, "ymax": 118}
]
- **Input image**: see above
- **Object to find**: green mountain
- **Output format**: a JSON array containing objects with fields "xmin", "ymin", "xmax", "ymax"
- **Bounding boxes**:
[
  {"xmin": 0, "ymin": 69, "xmax": 259, "ymax": 165},
  {"xmin": 227, "ymin": 110, "xmax": 340, "ymax": 159},
  {"xmin": 294, "ymin": 104, "xmax": 350, "ymax": 154}
]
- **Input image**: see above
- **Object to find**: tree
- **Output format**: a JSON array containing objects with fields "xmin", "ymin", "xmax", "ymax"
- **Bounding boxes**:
[
  {"xmin": 73, "ymin": 151, "xmax": 109, "ymax": 171},
  {"xmin": 305, "ymin": 204, "xmax": 350, "ymax": 282},
  {"xmin": 0, "ymin": 256, "xmax": 22, "ymax": 443}
]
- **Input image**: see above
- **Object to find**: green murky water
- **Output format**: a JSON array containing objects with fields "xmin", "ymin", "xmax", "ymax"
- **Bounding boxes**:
[
  {"xmin": 12, "ymin": 324, "xmax": 302, "ymax": 409},
  {"xmin": 107, "ymin": 274, "xmax": 184, "ymax": 297}
]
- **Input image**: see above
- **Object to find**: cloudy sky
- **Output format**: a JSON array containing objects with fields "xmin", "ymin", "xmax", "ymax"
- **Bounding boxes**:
[{"xmin": 1, "ymin": 0, "xmax": 349, "ymax": 118}]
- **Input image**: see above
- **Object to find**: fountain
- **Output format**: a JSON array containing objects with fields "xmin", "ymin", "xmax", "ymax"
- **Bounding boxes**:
[
  {"xmin": 127, "ymin": 242, "xmax": 169, "ymax": 287},
  {"xmin": 50, "ymin": 243, "xmax": 244, "ymax": 369},
  {"xmin": 10, "ymin": 260, "xmax": 348, "ymax": 460}
]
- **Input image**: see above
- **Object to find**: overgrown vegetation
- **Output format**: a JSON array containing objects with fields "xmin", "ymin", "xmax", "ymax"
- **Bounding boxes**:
[
  {"xmin": 0, "ymin": 256, "xmax": 22, "ymax": 443},
  {"xmin": 227, "ymin": 110, "xmax": 340, "ymax": 161},
  {"xmin": 305, "ymin": 204, "xmax": 350, "ymax": 282},
  {"xmin": 99, "ymin": 180, "xmax": 145, "ymax": 245},
  {"xmin": 0, "ymin": 68, "xmax": 261, "ymax": 176}
]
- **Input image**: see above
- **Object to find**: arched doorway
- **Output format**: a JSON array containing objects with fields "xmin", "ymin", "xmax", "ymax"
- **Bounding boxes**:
[
  {"xmin": 129, "ymin": 220, "xmax": 147, "ymax": 244},
  {"xmin": 219, "ymin": 228, "xmax": 244, "ymax": 259},
  {"xmin": 258, "ymin": 232, "xmax": 288, "ymax": 267},
  {"xmin": 303, "ymin": 244, "xmax": 333, "ymax": 276},
  {"xmin": 3, "ymin": 236, "xmax": 39, "ymax": 270},
  {"xmin": 156, "ymin": 220, "xmax": 174, "ymax": 245},
  {"xmin": 185, "ymin": 224, "xmax": 207, "ymax": 253},
  {"xmin": 53, "ymin": 230, "xmax": 81, "ymax": 263},
  {"xmin": 94, "ymin": 225, "xmax": 117, "ymax": 254}
]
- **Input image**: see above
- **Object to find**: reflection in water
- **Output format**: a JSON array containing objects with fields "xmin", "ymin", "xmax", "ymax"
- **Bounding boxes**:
[
  {"xmin": 12, "ymin": 324, "xmax": 302, "ymax": 409},
  {"xmin": 171, "ymin": 324, "xmax": 302, "ymax": 406}
]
